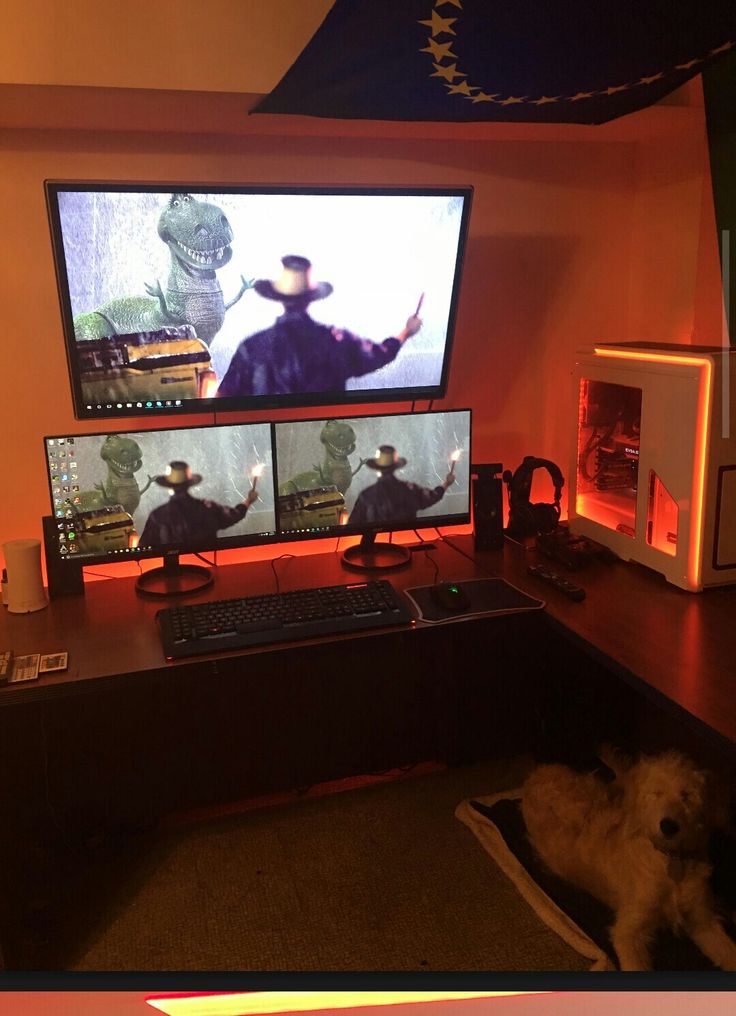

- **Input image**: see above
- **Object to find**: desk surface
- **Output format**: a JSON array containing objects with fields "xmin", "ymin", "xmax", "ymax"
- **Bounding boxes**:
[{"xmin": 1, "ymin": 535, "xmax": 736, "ymax": 746}]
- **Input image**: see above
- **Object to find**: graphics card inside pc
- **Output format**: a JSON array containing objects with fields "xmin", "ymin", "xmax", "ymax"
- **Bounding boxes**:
[{"xmin": 577, "ymin": 379, "xmax": 641, "ymax": 537}]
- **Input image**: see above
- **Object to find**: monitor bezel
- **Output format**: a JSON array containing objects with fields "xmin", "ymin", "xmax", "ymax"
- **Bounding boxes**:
[{"xmin": 45, "ymin": 180, "xmax": 474, "ymax": 421}]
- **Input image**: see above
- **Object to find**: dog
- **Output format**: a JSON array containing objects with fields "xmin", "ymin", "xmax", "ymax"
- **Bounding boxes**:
[{"xmin": 521, "ymin": 748, "xmax": 736, "ymax": 970}]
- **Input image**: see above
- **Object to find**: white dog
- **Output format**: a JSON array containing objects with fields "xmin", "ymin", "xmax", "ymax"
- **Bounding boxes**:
[{"xmin": 521, "ymin": 748, "xmax": 736, "ymax": 970}]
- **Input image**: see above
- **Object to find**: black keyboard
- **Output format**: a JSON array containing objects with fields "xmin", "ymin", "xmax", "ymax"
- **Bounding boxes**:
[{"xmin": 157, "ymin": 579, "xmax": 414, "ymax": 659}]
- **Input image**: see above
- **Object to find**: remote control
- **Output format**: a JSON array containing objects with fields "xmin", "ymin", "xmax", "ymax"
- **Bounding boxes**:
[{"xmin": 527, "ymin": 564, "xmax": 586, "ymax": 601}]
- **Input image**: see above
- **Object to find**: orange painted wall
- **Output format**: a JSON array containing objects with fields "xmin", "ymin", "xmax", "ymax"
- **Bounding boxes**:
[
  {"xmin": 0, "ymin": 119, "xmax": 717, "ymax": 560},
  {"xmin": 0, "ymin": 7, "xmax": 725, "ymax": 564}
]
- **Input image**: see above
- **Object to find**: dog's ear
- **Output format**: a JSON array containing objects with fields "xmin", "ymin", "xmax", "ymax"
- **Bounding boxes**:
[{"xmin": 598, "ymin": 744, "xmax": 634, "ymax": 780}]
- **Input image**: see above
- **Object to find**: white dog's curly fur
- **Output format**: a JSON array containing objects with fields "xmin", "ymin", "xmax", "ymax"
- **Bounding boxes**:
[{"xmin": 521, "ymin": 748, "xmax": 736, "ymax": 970}]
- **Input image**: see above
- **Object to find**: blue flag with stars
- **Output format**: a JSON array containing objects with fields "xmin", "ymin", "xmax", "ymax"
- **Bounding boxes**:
[{"xmin": 252, "ymin": 0, "xmax": 736, "ymax": 124}]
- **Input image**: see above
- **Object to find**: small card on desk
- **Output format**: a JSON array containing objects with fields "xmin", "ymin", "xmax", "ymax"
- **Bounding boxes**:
[
  {"xmin": 40, "ymin": 652, "xmax": 68, "ymax": 674},
  {"xmin": 9, "ymin": 654, "xmax": 40, "ymax": 683}
]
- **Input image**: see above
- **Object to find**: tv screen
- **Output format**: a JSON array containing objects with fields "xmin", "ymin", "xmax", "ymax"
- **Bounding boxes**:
[
  {"xmin": 44, "ymin": 422, "xmax": 276, "ymax": 571},
  {"xmin": 45, "ymin": 182, "xmax": 473, "ymax": 419},
  {"xmin": 273, "ymin": 408, "xmax": 471, "ymax": 539}
]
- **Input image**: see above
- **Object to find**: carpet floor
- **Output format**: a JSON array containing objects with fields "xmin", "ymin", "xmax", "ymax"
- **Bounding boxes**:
[{"xmin": 15, "ymin": 756, "xmax": 589, "ymax": 971}]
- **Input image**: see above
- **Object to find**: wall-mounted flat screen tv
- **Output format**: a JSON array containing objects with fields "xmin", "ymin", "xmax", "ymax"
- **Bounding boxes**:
[{"xmin": 45, "ymin": 182, "xmax": 473, "ymax": 420}]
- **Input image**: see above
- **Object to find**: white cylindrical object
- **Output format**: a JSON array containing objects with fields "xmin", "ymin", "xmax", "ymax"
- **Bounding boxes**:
[{"xmin": 3, "ymin": 539, "xmax": 48, "ymax": 614}]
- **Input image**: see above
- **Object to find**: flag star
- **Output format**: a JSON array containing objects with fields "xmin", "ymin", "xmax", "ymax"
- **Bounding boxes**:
[
  {"xmin": 639, "ymin": 73, "xmax": 664, "ymax": 85},
  {"xmin": 446, "ymin": 80, "xmax": 477, "ymax": 96},
  {"xmin": 436, "ymin": 0, "xmax": 463, "ymax": 7},
  {"xmin": 500, "ymin": 95, "xmax": 526, "ymax": 105},
  {"xmin": 605, "ymin": 83, "xmax": 629, "ymax": 95},
  {"xmin": 418, "ymin": 11, "xmax": 457, "ymax": 37},
  {"xmin": 432, "ymin": 61, "xmax": 465, "ymax": 83},
  {"xmin": 676, "ymin": 58, "xmax": 701, "ymax": 70},
  {"xmin": 532, "ymin": 95, "xmax": 559, "ymax": 105},
  {"xmin": 420, "ymin": 38, "xmax": 457, "ymax": 61},
  {"xmin": 711, "ymin": 41, "xmax": 734, "ymax": 56},
  {"xmin": 568, "ymin": 91, "xmax": 595, "ymax": 101},
  {"xmin": 471, "ymin": 91, "xmax": 499, "ymax": 103}
]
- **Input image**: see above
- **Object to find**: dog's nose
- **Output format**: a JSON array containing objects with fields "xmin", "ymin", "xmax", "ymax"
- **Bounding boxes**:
[{"xmin": 660, "ymin": 818, "xmax": 680, "ymax": 838}]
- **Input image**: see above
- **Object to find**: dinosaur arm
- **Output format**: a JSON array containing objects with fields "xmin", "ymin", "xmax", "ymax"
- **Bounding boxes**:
[
  {"xmin": 144, "ymin": 279, "xmax": 176, "ymax": 321},
  {"xmin": 351, "ymin": 458, "xmax": 367, "ymax": 477},
  {"xmin": 224, "ymin": 276, "xmax": 255, "ymax": 311},
  {"xmin": 139, "ymin": 475, "xmax": 154, "ymax": 496}
]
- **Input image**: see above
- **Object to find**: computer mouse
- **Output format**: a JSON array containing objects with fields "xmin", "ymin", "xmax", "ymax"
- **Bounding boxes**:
[{"xmin": 430, "ymin": 581, "xmax": 471, "ymax": 613}]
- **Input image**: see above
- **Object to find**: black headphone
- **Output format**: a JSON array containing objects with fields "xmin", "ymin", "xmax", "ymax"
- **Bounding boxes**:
[{"xmin": 502, "ymin": 456, "xmax": 564, "ymax": 538}]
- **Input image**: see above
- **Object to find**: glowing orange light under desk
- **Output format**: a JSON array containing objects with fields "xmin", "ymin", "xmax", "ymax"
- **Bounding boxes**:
[
  {"xmin": 146, "ymin": 992, "xmax": 546, "ymax": 1016},
  {"xmin": 593, "ymin": 346, "xmax": 713, "ymax": 590}
]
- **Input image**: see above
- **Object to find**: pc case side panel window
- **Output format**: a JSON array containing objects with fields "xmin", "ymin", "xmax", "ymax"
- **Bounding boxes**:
[
  {"xmin": 646, "ymin": 469, "xmax": 678, "ymax": 557},
  {"xmin": 575, "ymin": 378, "xmax": 641, "ymax": 537}
]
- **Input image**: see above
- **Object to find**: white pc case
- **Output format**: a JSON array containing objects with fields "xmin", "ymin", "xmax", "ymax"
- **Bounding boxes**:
[{"xmin": 569, "ymin": 343, "xmax": 736, "ymax": 592}]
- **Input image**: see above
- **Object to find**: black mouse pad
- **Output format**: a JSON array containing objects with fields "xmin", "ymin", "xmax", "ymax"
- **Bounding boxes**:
[{"xmin": 404, "ymin": 577, "xmax": 545, "ymax": 623}]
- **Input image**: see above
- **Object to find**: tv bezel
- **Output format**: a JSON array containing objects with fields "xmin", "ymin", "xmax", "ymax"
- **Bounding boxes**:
[
  {"xmin": 45, "ymin": 180, "xmax": 474, "ymax": 421},
  {"xmin": 42, "ymin": 407, "xmax": 472, "ymax": 573}
]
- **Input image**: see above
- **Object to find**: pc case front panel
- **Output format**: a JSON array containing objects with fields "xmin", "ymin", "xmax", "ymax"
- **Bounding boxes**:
[{"xmin": 702, "ymin": 351, "xmax": 736, "ymax": 582}]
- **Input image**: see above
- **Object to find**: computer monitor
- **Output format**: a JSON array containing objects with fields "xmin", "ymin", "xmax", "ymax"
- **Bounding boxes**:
[
  {"xmin": 43, "ymin": 421, "xmax": 276, "ymax": 596},
  {"xmin": 45, "ymin": 182, "xmax": 473, "ymax": 420},
  {"xmin": 273, "ymin": 408, "xmax": 472, "ymax": 569}
]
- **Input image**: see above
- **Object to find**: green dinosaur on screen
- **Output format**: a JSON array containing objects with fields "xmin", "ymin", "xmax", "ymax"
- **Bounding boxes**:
[
  {"xmin": 279, "ymin": 420, "xmax": 366, "ymax": 496},
  {"xmin": 74, "ymin": 193, "xmax": 253, "ymax": 345},
  {"xmin": 94, "ymin": 434, "xmax": 153, "ymax": 516}
]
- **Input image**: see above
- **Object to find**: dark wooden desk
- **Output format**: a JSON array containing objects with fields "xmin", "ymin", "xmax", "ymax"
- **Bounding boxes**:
[
  {"xmin": 0, "ymin": 538, "xmax": 545, "ymax": 820},
  {"xmin": 0, "ymin": 537, "xmax": 487, "ymax": 699},
  {"xmin": 2, "ymin": 532, "xmax": 736, "ymax": 742},
  {"xmin": 1, "ymin": 534, "xmax": 736, "ymax": 970},
  {"xmin": 469, "ymin": 536, "xmax": 736, "ymax": 753}
]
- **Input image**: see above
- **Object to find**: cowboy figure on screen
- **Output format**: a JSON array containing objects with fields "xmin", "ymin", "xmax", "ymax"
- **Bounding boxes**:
[
  {"xmin": 139, "ymin": 461, "xmax": 258, "ymax": 546},
  {"xmin": 348, "ymin": 445, "xmax": 455, "ymax": 525},
  {"xmin": 216, "ymin": 255, "xmax": 422, "ymax": 397}
]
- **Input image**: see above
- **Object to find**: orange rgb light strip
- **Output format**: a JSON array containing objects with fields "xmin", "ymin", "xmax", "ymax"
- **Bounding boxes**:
[
  {"xmin": 593, "ymin": 347, "xmax": 713, "ymax": 589},
  {"xmin": 146, "ymin": 993, "xmax": 546, "ymax": 1016}
]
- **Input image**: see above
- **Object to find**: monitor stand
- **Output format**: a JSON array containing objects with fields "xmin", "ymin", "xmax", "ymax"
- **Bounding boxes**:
[
  {"xmin": 341, "ymin": 532, "xmax": 411, "ymax": 572},
  {"xmin": 136, "ymin": 553, "xmax": 214, "ymax": 598}
]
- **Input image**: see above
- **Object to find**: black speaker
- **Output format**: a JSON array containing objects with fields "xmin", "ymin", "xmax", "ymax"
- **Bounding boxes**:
[
  {"xmin": 471, "ymin": 463, "xmax": 504, "ymax": 551},
  {"xmin": 42, "ymin": 515, "xmax": 86, "ymax": 598}
]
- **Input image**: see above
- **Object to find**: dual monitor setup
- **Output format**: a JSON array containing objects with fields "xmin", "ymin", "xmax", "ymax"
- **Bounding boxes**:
[
  {"xmin": 44, "ymin": 409, "xmax": 472, "ymax": 596},
  {"xmin": 42, "ymin": 181, "xmax": 476, "ymax": 597}
]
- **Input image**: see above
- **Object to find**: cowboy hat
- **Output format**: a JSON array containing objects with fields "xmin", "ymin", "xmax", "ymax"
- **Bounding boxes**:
[
  {"xmin": 254, "ymin": 255, "xmax": 333, "ymax": 304},
  {"xmin": 365, "ymin": 445, "xmax": 407, "ymax": 472},
  {"xmin": 154, "ymin": 460, "xmax": 202, "ymax": 489}
]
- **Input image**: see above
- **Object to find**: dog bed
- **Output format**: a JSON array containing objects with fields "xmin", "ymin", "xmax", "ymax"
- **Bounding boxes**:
[{"xmin": 456, "ymin": 790, "xmax": 732, "ymax": 970}]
